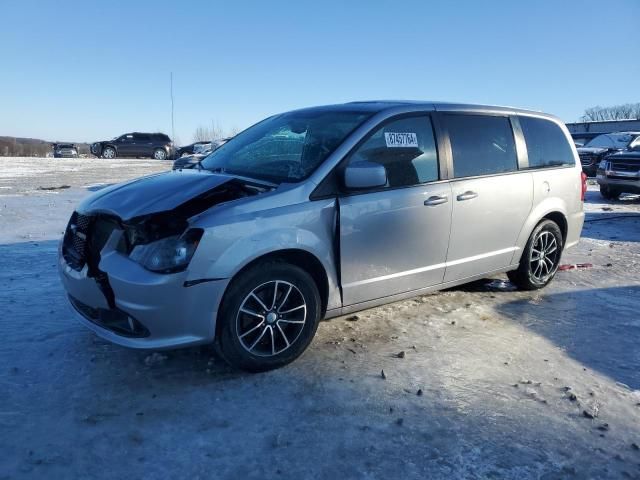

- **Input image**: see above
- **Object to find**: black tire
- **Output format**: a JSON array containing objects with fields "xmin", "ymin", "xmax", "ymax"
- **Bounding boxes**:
[
  {"xmin": 216, "ymin": 261, "xmax": 322, "ymax": 372},
  {"xmin": 507, "ymin": 219, "xmax": 563, "ymax": 291},
  {"xmin": 102, "ymin": 146, "xmax": 116, "ymax": 159},
  {"xmin": 153, "ymin": 148, "xmax": 167, "ymax": 160},
  {"xmin": 600, "ymin": 185, "xmax": 620, "ymax": 200}
]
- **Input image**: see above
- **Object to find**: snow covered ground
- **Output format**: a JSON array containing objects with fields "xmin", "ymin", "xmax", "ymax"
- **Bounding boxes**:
[{"xmin": 1, "ymin": 158, "xmax": 639, "ymax": 479}]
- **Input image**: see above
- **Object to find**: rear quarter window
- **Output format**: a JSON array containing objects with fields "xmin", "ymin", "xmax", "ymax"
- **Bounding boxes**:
[{"xmin": 519, "ymin": 116, "xmax": 575, "ymax": 169}]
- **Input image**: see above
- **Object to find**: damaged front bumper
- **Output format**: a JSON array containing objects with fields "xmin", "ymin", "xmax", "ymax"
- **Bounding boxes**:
[{"xmin": 58, "ymin": 237, "xmax": 229, "ymax": 350}]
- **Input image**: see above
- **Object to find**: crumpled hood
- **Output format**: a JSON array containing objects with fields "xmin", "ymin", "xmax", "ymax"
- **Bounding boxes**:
[
  {"xmin": 77, "ymin": 170, "xmax": 235, "ymax": 220},
  {"xmin": 577, "ymin": 147, "xmax": 610, "ymax": 155}
]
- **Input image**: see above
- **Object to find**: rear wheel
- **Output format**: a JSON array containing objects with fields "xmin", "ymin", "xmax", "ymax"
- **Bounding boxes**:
[
  {"xmin": 507, "ymin": 220, "xmax": 563, "ymax": 291},
  {"xmin": 600, "ymin": 185, "xmax": 620, "ymax": 200},
  {"xmin": 216, "ymin": 261, "xmax": 321, "ymax": 372},
  {"xmin": 102, "ymin": 146, "xmax": 116, "ymax": 159}
]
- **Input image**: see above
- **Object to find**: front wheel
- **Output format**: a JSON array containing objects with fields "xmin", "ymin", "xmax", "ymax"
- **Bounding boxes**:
[
  {"xmin": 153, "ymin": 148, "xmax": 167, "ymax": 160},
  {"xmin": 507, "ymin": 220, "xmax": 563, "ymax": 291},
  {"xmin": 216, "ymin": 261, "xmax": 321, "ymax": 372},
  {"xmin": 102, "ymin": 147, "xmax": 116, "ymax": 159}
]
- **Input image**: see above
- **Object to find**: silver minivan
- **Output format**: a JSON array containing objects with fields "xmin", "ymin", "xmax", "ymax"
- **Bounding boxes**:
[{"xmin": 59, "ymin": 101, "xmax": 586, "ymax": 371}]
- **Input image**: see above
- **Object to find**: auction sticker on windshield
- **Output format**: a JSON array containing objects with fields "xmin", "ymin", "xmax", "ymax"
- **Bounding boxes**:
[{"xmin": 385, "ymin": 132, "xmax": 418, "ymax": 148}]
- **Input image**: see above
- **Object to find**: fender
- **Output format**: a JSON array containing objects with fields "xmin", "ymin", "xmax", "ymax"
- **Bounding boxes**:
[
  {"xmin": 187, "ymin": 199, "xmax": 342, "ymax": 311},
  {"xmin": 510, "ymin": 196, "xmax": 568, "ymax": 264}
]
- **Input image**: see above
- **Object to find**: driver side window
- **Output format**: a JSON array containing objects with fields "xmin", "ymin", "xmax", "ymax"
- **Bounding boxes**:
[{"xmin": 347, "ymin": 115, "xmax": 439, "ymax": 188}]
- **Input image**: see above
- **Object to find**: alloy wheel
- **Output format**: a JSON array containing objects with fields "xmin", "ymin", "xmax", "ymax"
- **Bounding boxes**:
[
  {"xmin": 235, "ymin": 280, "xmax": 307, "ymax": 357},
  {"xmin": 529, "ymin": 230, "xmax": 559, "ymax": 282}
]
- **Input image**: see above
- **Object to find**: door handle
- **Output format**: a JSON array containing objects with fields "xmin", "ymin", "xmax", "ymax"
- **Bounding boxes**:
[
  {"xmin": 456, "ymin": 191, "xmax": 478, "ymax": 201},
  {"xmin": 424, "ymin": 195, "xmax": 448, "ymax": 206}
]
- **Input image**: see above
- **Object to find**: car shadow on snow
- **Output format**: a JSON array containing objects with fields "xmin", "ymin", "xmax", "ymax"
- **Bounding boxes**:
[
  {"xmin": 582, "ymin": 211, "xmax": 640, "ymax": 243},
  {"xmin": 496, "ymin": 285, "xmax": 640, "ymax": 390},
  {"xmin": 450, "ymin": 278, "xmax": 640, "ymax": 389}
]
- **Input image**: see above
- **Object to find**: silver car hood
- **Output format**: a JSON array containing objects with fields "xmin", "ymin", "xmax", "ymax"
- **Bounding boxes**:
[
  {"xmin": 576, "ymin": 147, "xmax": 609, "ymax": 155},
  {"xmin": 77, "ymin": 170, "xmax": 240, "ymax": 220}
]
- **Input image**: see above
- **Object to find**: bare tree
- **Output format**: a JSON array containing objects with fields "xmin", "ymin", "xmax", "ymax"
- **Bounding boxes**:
[
  {"xmin": 192, "ymin": 121, "xmax": 235, "ymax": 142},
  {"xmin": 581, "ymin": 103, "xmax": 640, "ymax": 122},
  {"xmin": 192, "ymin": 125, "xmax": 211, "ymax": 142}
]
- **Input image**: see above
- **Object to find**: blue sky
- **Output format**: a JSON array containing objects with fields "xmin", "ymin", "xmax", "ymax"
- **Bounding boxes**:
[{"xmin": 1, "ymin": 0, "xmax": 638, "ymax": 144}]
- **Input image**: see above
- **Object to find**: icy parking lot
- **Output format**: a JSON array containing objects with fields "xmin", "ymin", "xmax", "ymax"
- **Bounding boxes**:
[{"xmin": 1, "ymin": 158, "xmax": 639, "ymax": 479}]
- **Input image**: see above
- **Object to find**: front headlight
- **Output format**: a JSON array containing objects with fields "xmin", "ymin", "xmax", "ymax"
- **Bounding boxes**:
[
  {"xmin": 129, "ymin": 228, "xmax": 203, "ymax": 273},
  {"xmin": 599, "ymin": 160, "xmax": 608, "ymax": 169}
]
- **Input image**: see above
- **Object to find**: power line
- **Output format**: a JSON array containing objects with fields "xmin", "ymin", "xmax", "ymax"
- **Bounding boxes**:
[{"xmin": 170, "ymin": 72, "xmax": 175, "ymax": 142}]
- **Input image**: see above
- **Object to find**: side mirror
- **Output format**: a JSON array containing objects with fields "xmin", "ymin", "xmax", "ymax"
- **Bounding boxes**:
[{"xmin": 344, "ymin": 161, "xmax": 387, "ymax": 190}]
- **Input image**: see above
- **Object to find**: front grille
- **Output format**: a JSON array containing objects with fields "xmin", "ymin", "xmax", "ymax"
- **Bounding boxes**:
[
  {"xmin": 579, "ymin": 155, "xmax": 595, "ymax": 166},
  {"xmin": 610, "ymin": 161, "xmax": 640, "ymax": 173},
  {"xmin": 63, "ymin": 212, "xmax": 92, "ymax": 270},
  {"xmin": 62, "ymin": 213, "xmax": 123, "ymax": 271}
]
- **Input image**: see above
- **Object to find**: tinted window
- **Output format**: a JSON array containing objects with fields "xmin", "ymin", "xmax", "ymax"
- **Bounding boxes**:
[
  {"xmin": 135, "ymin": 133, "xmax": 151, "ymax": 141},
  {"xmin": 347, "ymin": 115, "xmax": 439, "ymax": 188},
  {"xmin": 446, "ymin": 114, "xmax": 517, "ymax": 178},
  {"xmin": 519, "ymin": 116, "xmax": 575, "ymax": 169}
]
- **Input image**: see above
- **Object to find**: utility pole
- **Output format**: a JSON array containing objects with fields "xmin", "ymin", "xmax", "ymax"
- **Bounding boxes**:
[{"xmin": 170, "ymin": 72, "xmax": 175, "ymax": 142}]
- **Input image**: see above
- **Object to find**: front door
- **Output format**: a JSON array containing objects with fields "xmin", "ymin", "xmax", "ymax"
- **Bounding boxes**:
[
  {"xmin": 441, "ymin": 113, "xmax": 533, "ymax": 282},
  {"xmin": 339, "ymin": 114, "xmax": 452, "ymax": 306}
]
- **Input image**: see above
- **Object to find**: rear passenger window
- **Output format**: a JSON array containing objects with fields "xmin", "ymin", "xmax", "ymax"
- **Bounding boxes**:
[
  {"xmin": 519, "ymin": 116, "xmax": 575, "ymax": 169},
  {"xmin": 348, "ymin": 115, "xmax": 439, "ymax": 188},
  {"xmin": 446, "ymin": 114, "xmax": 518, "ymax": 178}
]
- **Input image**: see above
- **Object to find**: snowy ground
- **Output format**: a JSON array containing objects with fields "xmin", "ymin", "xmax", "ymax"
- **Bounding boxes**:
[{"xmin": 1, "ymin": 158, "xmax": 639, "ymax": 479}]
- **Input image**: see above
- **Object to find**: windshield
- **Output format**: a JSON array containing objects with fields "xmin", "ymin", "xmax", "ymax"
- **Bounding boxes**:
[
  {"xmin": 200, "ymin": 110, "xmax": 373, "ymax": 183},
  {"xmin": 585, "ymin": 133, "xmax": 635, "ymax": 148}
]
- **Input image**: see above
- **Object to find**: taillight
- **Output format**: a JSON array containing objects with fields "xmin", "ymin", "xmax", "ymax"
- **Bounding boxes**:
[{"xmin": 580, "ymin": 172, "xmax": 587, "ymax": 201}]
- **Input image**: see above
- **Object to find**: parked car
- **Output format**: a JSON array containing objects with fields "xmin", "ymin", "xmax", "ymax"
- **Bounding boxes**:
[
  {"xmin": 90, "ymin": 132, "xmax": 173, "ymax": 160},
  {"xmin": 175, "ymin": 141, "xmax": 212, "ymax": 158},
  {"xmin": 52, "ymin": 143, "xmax": 79, "ymax": 158},
  {"xmin": 172, "ymin": 153, "xmax": 207, "ymax": 170},
  {"xmin": 59, "ymin": 101, "xmax": 585, "ymax": 372},
  {"xmin": 172, "ymin": 138, "xmax": 230, "ymax": 170},
  {"xmin": 596, "ymin": 144, "xmax": 640, "ymax": 199},
  {"xmin": 577, "ymin": 132, "xmax": 640, "ymax": 177}
]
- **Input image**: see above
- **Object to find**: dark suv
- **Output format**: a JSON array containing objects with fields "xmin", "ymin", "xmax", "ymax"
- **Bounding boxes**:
[
  {"xmin": 577, "ymin": 132, "xmax": 640, "ymax": 176},
  {"xmin": 90, "ymin": 133, "xmax": 173, "ymax": 160}
]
